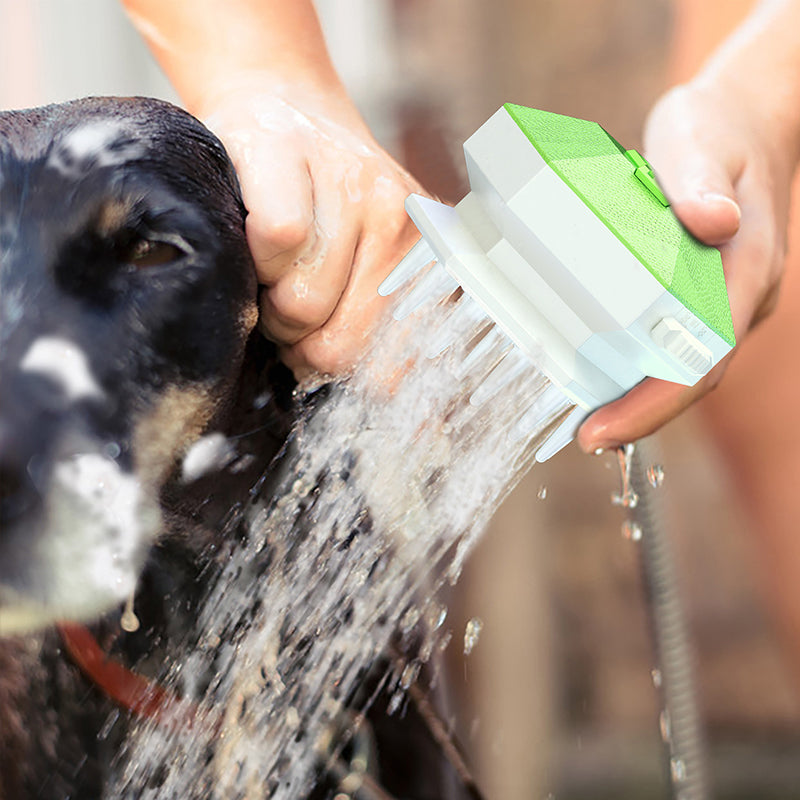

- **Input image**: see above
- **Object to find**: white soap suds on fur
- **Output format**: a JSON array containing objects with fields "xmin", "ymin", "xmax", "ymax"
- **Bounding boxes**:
[
  {"xmin": 47, "ymin": 121, "xmax": 144, "ymax": 177},
  {"xmin": 181, "ymin": 432, "xmax": 236, "ymax": 483},
  {"xmin": 20, "ymin": 336, "xmax": 105, "ymax": 402},
  {"xmin": 43, "ymin": 452, "xmax": 160, "ymax": 618}
]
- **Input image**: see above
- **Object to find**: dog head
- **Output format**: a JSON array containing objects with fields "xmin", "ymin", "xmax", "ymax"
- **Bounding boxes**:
[{"xmin": 0, "ymin": 97, "xmax": 258, "ymax": 632}]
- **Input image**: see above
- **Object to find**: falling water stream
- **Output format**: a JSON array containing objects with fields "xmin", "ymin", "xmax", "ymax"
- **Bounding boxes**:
[{"xmin": 112, "ymin": 286, "xmax": 573, "ymax": 798}]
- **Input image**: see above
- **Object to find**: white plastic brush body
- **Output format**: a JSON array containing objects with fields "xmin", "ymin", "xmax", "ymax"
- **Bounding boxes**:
[{"xmin": 379, "ymin": 104, "xmax": 734, "ymax": 461}]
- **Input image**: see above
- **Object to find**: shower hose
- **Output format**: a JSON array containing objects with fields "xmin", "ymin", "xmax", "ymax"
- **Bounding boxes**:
[{"xmin": 631, "ymin": 437, "xmax": 709, "ymax": 800}]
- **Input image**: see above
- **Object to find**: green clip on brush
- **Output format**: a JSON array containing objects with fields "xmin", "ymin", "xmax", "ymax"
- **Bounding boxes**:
[{"xmin": 379, "ymin": 103, "xmax": 735, "ymax": 461}]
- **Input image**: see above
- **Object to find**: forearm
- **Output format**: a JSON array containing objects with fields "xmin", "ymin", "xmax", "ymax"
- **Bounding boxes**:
[
  {"xmin": 121, "ymin": 0, "xmax": 347, "ymax": 116},
  {"xmin": 692, "ymin": 0, "xmax": 800, "ymax": 165}
]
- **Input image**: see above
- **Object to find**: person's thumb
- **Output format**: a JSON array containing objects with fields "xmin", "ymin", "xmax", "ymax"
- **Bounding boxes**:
[
  {"xmin": 644, "ymin": 95, "xmax": 742, "ymax": 246},
  {"xmin": 662, "ymin": 162, "xmax": 741, "ymax": 246}
]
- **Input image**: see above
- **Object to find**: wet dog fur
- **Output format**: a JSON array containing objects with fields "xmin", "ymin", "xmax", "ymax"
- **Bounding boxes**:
[{"xmin": 0, "ymin": 97, "xmax": 268, "ymax": 630}]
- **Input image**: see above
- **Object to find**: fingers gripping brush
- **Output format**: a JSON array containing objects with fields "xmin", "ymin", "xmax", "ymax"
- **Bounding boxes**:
[{"xmin": 378, "ymin": 104, "xmax": 735, "ymax": 461}]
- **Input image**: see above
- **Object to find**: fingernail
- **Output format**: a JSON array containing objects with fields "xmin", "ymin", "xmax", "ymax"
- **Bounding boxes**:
[{"xmin": 700, "ymin": 192, "xmax": 741, "ymax": 219}]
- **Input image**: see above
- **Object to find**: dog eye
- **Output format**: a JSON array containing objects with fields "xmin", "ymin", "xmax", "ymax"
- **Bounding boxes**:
[{"xmin": 125, "ymin": 238, "xmax": 184, "ymax": 268}]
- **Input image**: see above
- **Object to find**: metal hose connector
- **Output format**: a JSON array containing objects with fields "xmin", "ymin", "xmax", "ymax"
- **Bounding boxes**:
[{"xmin": 630, "ymin": 437, "xmax": 709, "ymax": 800}]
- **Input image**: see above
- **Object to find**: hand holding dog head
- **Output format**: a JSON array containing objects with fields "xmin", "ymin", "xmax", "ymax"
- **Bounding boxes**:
[{"xmin": 204, "ymin": 81, "xmax": 426, "ymax": 387}]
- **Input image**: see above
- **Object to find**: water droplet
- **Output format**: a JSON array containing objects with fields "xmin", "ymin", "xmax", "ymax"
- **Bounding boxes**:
[
  {"xmin": 611, "ymin": 489, "xmax": 639, "ymax": 508},
  {"xmin": 447, "ymin": 561, "xmax": 464, "ymax": 586},
  {"xmin": 103, "ymin": 441, "xmax": 121, "ymax": 460},
  {"xmin": 121, "ymin": 593, "xmax": 140, "ymax": 632},
  {"xmin": 285, "ymin": 706, "xmax": 300, "ymax": 730},
  {"xmin": 425, "ymin": 602, "xmax": 447, "ymax": 631},
  {"xmin": 400, "ymin": 661, "xmax": 420, "ymax": 690},
  {"xmin": 659, "ymin": 709, "xmax": 671, "ymax": 742},
  {"xmin": 400, "ymin": 606, "xmax": 421, "ymax": 634},
  {"xmin": 419, "ymin": 639, "xmax": 435, "ymax": 662},
  {"xmin": 387, "ymin": 690, "xmax": 404, "ymax": 716},
  {"xmin": 464, "ymin": 617, "xmax": 483, "ymax": 655},
  {"xmin": 621, "ymin": 520, "xmax": 642, "ymax": 542},
  {"xmin": 98, "ymin": 708, "xmax": 120, "ymax": 740},
  {"xmin": 537, "ymin": 485, "xmax": 548, "ymax": 500},
  {"xmin": 611, "ymin": 443, "xmax": 639, "ymax": 508},
  {"xmin": 647, "ymin": 463, "xmax": 665, "ymax": 488},
  {"xmin": 651, "ymin": 668, "xmax": 662, "ymax": 689},
  {"xmin": 71, "ymin": 753, "xmax": 88, "ymax": 778},
  {"xmin": 670, "ymin": 757, "xmax": 687, "ymax": 782}
]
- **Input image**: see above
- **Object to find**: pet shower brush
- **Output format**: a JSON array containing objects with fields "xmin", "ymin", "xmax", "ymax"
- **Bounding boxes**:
[{"xmin": 379, "ymin": 104, "xmax": 734, "ymax": 461}]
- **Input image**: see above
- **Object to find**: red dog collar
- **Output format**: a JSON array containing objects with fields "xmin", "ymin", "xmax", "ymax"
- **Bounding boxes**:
[{"xmin": 57, "ymin": 621, "xmax": 197, "ymax": 730}]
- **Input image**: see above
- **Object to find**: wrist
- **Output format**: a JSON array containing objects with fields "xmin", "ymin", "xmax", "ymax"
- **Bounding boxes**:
[
  {"xmin": 693, "ymin": 0, "xmax": 800, "ymax": 168},
  {"xmin": 191, "ymin": 68, "xmax": 349, "ymax": 120},
  {"xmin": 195, "ymin": 70, "xmax": 374, "ymax": 151}
]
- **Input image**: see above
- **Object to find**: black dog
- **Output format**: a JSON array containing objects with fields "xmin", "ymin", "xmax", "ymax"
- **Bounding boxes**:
[
  {"xmin": 0, "ymin": 97, "xmax": 479, "ymax": 800},
  {"xmin": 0, "ymin": 95, "xmax": 288, "ymax": 797},
  {"xmin": 0, "ymin": 96, "xmax": 264, "ymax": 630}
]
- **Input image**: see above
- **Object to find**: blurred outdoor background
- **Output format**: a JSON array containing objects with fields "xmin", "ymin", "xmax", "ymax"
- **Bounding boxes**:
[{"xmin": 2, "ymin": 1, "xmax": 800, "ymax": 797}]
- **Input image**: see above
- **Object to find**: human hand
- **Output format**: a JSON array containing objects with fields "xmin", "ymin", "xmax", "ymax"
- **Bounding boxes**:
[
  {"xmin": 577, "ymin": 78, "xmax": 798, "ymax": 453},
  {"xmin": 204, "ymin": 80, "xmax": 425, "ymax": 384}
]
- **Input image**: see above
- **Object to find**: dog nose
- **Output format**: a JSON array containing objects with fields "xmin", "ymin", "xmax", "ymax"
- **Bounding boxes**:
[{"xmin": 0, "ymin": 418, "xmax": 41, "ymax": 523}]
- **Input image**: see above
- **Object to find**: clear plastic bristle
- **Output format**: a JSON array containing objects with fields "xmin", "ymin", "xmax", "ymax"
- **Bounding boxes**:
[
  {"xmin": 533, "ymin": 406, "xmax": 585, "ymax": 462},
  {"xmin": 391, "ymin": 261, "xmax": 458, "ymax": 321},
  {"xmin": 469, "ymin": 347, "xmax": 531, "ymax": 407},
  {"xmin": 453, "ymin": 325, "xmax": 513, "ymax": 381},
  {"xmin": 509, "ymin": 384, "xmax": 572, "ymax": 444},
  {"xmin": 378, "ymin": 237, "xmax": 436, "ymax": 297},
  {"xmin": 382, "ymin": 232, "xmax": 581, "ymax": 463},
  {"xmin": 425, "ymin": 295, "xmax": 488, "ymax": 359}
]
